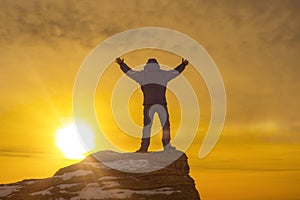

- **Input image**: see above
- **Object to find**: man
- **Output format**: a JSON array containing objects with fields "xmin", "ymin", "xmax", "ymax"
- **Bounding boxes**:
[{"xmin": 116, "ymin": 57, "xmax": 189, "ymax": 153}]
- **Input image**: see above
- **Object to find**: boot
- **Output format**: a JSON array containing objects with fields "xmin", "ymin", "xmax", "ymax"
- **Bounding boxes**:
[
  {"xmin": 135, "ymin": 138, "xmax": 150, "ymax": 153},
  {"xmin": 164, "ymin": 144, "xmax": 176, "ymax": 151},
  {"xmin": 135, "ymin": 148, "xmax": 148, "ymax": 153}
]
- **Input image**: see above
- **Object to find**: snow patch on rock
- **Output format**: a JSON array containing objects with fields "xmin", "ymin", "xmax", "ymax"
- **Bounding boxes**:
[
  {"xmin": 98, "ymin": 176, "xmax": 119, "ymax": 181},
  {"xmin": 101, "ymin": 181, "xmax": 120, "ymax": 189},
  {"xmin": 0, "ymin": 185, "xmax": 21, "ymax": 197},
  {"xmin": 30, "ymin": 186, "xmax": 53, "ymax": 196},
  {"xmin": 59, "ymin": 169, "xmax": 93, "ymax": 181},
  {"xmin": 82, "ymin": 161, "xmax": 108, "ymax": 169},
  {"xmin": 58, "ymin": 183, "xmax": 80, "ymax": 189},
  {"xmin": 105, "ymin": 159, "xmax": 150, "ymax": 172},
  {"xmin": 24, "ymin": 180, "xmax": 36, "ymax": 185},
  {"xmin": 70, "ymin": 183, "xmax": 181, "ymax": 199}
]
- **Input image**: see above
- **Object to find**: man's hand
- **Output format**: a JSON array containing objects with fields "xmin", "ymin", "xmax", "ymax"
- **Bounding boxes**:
[
  {"xmin": 182, "ymin": 58, "xmax": 189, "ymax": 66},
  {"xmin": 115, "ymin": 57, "xmax": 124, "ymax": 65}
]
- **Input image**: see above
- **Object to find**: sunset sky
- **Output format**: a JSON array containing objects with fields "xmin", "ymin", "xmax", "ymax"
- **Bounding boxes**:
[{"xmin": 0, "ymin": 0, "xmax": 299, "ymax": 199}]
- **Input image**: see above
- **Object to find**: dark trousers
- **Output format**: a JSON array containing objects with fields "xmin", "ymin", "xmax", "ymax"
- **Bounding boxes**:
[{"xmin": 140, "ymin": 104, "xmax": 170, "ymax": 150}]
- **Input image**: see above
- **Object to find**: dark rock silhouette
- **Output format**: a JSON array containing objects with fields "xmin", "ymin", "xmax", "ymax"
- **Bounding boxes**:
[{"xmin": 0, "ymin": 150, "xmax": 200, "ymax": 199}]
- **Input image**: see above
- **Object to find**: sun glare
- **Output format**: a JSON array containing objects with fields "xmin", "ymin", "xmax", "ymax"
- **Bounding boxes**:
[{"xmin": 56, "ymin": 123, "xmax": 95, "ymax": 159}]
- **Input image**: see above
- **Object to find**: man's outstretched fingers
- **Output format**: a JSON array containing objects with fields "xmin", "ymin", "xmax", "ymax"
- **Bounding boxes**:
[
  {"xmin": 115, "ymin": 57, "xmax": 124, "ymax": 64},
  {"xmin": 182, "ymin": 58, "xmax": 189, "ymax": 66}
]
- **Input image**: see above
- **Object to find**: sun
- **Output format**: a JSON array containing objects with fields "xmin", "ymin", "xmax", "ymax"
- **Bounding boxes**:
[{"xmin": 55, "ymin": 122, "xmax": 95, "ymax": 159}]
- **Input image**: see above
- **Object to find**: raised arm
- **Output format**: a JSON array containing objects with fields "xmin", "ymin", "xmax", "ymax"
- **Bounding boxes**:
[
  {"xmin": 174, "ymin": 58, "xmax": 189, "ymax": 73},
  {"xmin": 165, "ymin": 58, "xmax": 189, "ymax": 81},
  {"xmin": 116, "ymin": 57, "xmax": 131, "ymax": 73},
  {"xmin": 115, "ymin": 57, "xmax": 141, "ymax": 82}
]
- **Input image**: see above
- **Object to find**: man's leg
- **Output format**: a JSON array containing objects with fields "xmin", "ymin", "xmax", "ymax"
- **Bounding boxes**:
[
  {"xmin": 138, "ymin": 105, "xmax": 153, "ymax": 152},
  {"xmin": 157, "ymin": 105, "xmax": 171, "ymax": 147}
]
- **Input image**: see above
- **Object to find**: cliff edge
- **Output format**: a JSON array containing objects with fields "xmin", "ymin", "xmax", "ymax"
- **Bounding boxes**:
[{"xmin": 0, "ymin": 150, "xmax": 200, "ymax": 199}]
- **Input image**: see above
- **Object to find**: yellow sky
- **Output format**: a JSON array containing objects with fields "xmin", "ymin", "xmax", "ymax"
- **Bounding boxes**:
[{"xmin": 0, "ymin": 0, "xmax": 299, "ymax": 199}]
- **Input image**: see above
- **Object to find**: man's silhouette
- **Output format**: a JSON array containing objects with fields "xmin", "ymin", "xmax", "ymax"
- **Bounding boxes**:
[{"xmin": 116, "ymin": 57, "xmax": 189, "ymax": 153}]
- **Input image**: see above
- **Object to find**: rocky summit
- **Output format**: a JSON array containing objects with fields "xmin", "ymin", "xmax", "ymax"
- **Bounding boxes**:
[{"xmin": 0, "ymin": 150, "xmax": 200, "ymax": 199}]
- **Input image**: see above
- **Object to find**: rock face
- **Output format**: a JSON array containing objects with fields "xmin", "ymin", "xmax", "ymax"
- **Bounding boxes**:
[{"xmin": 0, "ymin": 150, "xmax": 200, "ymax": 199}]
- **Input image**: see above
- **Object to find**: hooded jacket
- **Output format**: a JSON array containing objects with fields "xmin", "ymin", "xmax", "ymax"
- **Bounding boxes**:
[{"xmin": 119, "ymin": 59, "xmax": 187, "ymax": 105}]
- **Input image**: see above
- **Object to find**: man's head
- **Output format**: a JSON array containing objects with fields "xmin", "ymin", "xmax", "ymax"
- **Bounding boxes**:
[
  {"xmin": 146, "ymin": 58, "xmax": 158, "ymax": 64},
  {"xmin": 145, "ymin": 58, "xmax": 160, "ymax": 70}
]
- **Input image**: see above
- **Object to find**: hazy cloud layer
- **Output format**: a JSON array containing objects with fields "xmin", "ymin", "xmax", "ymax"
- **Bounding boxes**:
[
  {"xmin": 0, "ymin": 0, "xmax": 299, "ymax": 137},
  {"xmin": 0, "ymin": 0, "xmax": 299, "ymax": 46}
]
